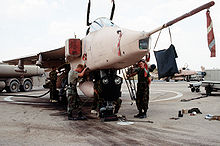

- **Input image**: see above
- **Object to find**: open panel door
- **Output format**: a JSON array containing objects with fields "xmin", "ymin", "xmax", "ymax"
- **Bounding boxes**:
[{"xmin": 65, "ymin": 39, "xmax": 81, "ymax": 61}]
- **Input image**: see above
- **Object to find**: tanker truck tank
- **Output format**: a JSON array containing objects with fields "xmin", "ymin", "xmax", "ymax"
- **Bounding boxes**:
[
  {"xmin": 0, "ymin": 64, "xmax": 45, "ymax": 92},
  {"xmin": 0, "ymin": 64, "xmax": 44, "ymax": 78},
  {"xmin": 0, "ymin": 81, "xmax": 6, "ymax": 92}
]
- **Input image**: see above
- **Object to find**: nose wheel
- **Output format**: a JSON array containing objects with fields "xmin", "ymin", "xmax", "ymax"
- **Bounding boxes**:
[
  {"xmin": 97, "ymin": 69, "xmax": 123, "ymax": 122},
  {"xmin": 99, "ymin": 102, "xmax": 118, "ymax": 122}
]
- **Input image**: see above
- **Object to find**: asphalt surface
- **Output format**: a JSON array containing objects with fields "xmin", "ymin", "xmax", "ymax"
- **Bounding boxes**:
[{"xmin": 0, "ymin": 81, "xmax": 220, "ymax": 146}]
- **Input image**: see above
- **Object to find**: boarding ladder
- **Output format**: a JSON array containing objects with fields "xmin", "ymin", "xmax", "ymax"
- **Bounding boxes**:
[{"xmin": 122, "ymin": 67, "xmax": 137, "ymax": 104}]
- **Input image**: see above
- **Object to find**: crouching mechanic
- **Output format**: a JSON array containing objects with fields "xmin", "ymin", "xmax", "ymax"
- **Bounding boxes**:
[{"xmin": 67, "ymin": 64, "xmax": 88, "ymax": 120}]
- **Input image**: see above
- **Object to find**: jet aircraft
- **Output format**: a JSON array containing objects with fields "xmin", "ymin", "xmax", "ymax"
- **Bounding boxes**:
[{"xmin": 3, "ymin": 1, "xmax": 215, "ymax": 120}]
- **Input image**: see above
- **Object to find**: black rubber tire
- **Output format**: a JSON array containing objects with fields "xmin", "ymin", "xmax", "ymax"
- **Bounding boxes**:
[
  {"xmin": 21, "ymin": 80, "xmax": 32, "ymax": 92},
  {"xmin": 7, "ymin": 80, "xmax": 19, "ymax": 93},
  {"xmin": 191, "ymin": 88, "xmax": 195, "ymax": 92},
  {"xmin": 165, "ymin": 78, "xmax": 170, "ymax": 82},
  {"xmin": 196, "ymin": 88, "xmax": 200, "ymax": 92}
]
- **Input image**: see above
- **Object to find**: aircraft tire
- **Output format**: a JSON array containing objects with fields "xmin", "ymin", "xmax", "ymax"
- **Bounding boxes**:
[
  {"xmin": 165, "ymin": 78, "xmax": 170, "ymax": 82},
  {"xmin": 191, "ymin": 87, "xmax": 195, "ymax": 92}
]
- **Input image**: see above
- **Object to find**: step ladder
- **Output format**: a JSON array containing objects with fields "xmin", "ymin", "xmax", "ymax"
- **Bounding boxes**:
[{"xmin": 122, "ymin": 68, "xmax": 137, "ymax": 104}]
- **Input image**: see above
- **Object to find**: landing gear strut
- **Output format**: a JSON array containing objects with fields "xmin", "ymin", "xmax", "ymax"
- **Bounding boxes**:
[{"xmin": 98, "ymin": 69, "xmax": 123, "ymax": 121}]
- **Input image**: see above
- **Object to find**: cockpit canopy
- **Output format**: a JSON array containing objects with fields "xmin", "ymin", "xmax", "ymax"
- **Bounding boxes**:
[{"xmin": 88, "ymin": 17, "xmax": 117, "ymax": 34}]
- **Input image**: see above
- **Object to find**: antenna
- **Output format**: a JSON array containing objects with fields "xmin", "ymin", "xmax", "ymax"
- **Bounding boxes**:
[
  {"xmin": 110, "ymin": 0, "xmax": 115, "ymax": 20},
  {"xmin": 86, "ymin": 0, "xmax": 91, "ymax": 26}
]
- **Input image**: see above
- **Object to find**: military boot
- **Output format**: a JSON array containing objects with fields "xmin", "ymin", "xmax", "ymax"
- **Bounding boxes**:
[
  {"xmin": 77, "ymin": 111, "xmax": 87, "ymax": 120},
  {"xmin": 134, "ymin": 111, "xmax": 142, "ymax": 118},
  {"xmin": 139, "ymin": 111, "xmax": 147, "ymax": 119},
  {"xmin": 68, "ymin": 112, "xmax": 75, "ymax": 120},
  {"xmin": 68, "ymin": 114, "xmax": 73, "ymax": 120}
]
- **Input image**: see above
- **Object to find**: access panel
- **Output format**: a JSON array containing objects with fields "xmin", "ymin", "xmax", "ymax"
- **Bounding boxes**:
[{"xmin": 65, "ymin": 39, "xmax": 81, "ymax": 58}]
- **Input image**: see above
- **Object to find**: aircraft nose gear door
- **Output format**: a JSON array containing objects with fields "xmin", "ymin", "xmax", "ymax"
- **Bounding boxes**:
[{"xmin": 99, "ymin": 69, "xmax": 123, "ymax": 121}]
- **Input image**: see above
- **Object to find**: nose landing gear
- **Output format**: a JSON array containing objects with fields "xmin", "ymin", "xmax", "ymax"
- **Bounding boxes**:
[{"xmin": 98, "ymin": 69, "xmax": 123, "ymax": 122}]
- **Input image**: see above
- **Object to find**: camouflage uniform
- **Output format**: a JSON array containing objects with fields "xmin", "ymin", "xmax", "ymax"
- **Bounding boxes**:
[
  {"xmin": 91, "ymin": 71, "xmax": 103, "ymax": 111},
  {"xmin": 136, "ymin": 68, "xmax": 150, "ymax": 113},
  {"xmin": 113, "ymin": 98, "xmax": 122, "ymax": 114},
  {"xmin": 92, "ymin": 80, "xmax": 104, "ymax": 111},
  {"xmin": 59, "ymin": 70, "xmax": 69, "ymax": 105},
  {"xmin": 67, "ymin": 70, "xmax": 81, "ymax": 116},
  {"xmin": 49, "ymin": 70, "xmax": 57, "ymax": 100}
]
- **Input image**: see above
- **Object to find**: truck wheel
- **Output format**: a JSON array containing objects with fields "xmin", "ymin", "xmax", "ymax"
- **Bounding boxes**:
[
  {"xmin": 21, "ymin": 80, "xmax": 32, "ymax": 92},
  {"xmin": 196, "ymin": 88, "xmax": 200, "ymax": 92},
  {"xmin": 191, "ymin": 87, "xmax": 195, "ymax": 92},
  {"xmin": 7, "ymin": 80, "xmax": 19, "ymax": 93}
]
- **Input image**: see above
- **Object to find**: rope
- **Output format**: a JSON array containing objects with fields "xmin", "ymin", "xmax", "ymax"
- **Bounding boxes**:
[
  {"xmin": 153, "ymin": 29, "xmax": 162, "ymax": 50},
  {"xmin": 153, "ymin": 27, "xmax": 173, "ymax": 50},
  {"xmin": 168, "ymin": 27, "xmax": 172, "ymax": 44}
]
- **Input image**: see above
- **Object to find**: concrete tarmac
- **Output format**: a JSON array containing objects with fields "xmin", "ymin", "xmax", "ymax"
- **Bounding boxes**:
[{"xmin": 0, "ymin": 81, "xmax": 220, "ymax": 145}]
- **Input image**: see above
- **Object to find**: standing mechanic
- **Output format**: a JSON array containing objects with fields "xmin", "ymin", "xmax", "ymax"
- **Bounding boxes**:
[
  {"xmin": 67, "ymin": 64, "xmax": 88, "ymax": 120},
  {"xmin": 127, "ymin": 60, "xmax": 151, "ymax": 118},
  {"xmin": 49, "ymin": 66, "xmax": 58, "ymax": 102}
]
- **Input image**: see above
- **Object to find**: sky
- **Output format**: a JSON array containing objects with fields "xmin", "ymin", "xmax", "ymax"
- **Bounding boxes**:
[{"xmin": 0, "ymin": 0, "xmax": 219, "ymax": 70}]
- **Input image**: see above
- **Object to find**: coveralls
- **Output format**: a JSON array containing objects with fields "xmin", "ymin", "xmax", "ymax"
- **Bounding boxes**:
[
  {"xmin": 67, "ymin": 70, "xmax": 81, "ymax": 116},
  {"xmin": 49, "ymin": 70, "xmax": 57, "ymax": 100},
  {"xmin": 135, "ymin": 68, "xmax": 150, "ymax": 115}
]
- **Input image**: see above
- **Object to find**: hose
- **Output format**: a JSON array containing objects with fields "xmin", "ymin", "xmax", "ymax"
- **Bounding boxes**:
[
  {"xmin": 180, "ymin": 94, "xmax": 208, "ymax": 102},
  {"xmin": 0, "ymin": 90, "xmax": 50, "ymax": 98}
]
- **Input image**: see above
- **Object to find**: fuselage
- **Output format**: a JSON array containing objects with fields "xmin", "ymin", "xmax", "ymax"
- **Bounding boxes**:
[{"xmin": 67, "ymin": 17, "xmax": 150, "ymax": 70}]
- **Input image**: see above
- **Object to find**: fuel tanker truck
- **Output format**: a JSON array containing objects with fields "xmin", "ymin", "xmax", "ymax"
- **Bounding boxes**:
[{"xmin": 0, "ymin": 64, "xmax": 44, "ymax": 92}]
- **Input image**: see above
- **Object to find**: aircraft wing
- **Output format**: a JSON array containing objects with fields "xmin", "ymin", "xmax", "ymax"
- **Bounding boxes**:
[{"xmin": 3, "ymin": 47, "xmax": 65, "ymax": 68}]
